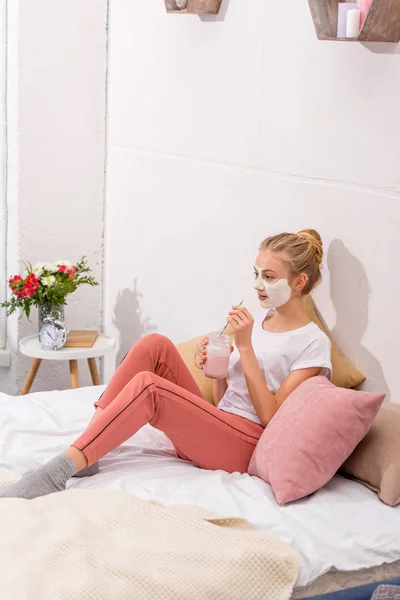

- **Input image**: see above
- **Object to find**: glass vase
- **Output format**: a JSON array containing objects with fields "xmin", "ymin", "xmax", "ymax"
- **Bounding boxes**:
[{"xmin": 38, "ymin": 303, "xmax": 65, "ymax": 334}]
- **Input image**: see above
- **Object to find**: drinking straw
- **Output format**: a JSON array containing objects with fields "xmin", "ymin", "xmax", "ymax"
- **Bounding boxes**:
[{"xmin": 218, "ymin": 300, "xmax": 244, "ymax": 337}]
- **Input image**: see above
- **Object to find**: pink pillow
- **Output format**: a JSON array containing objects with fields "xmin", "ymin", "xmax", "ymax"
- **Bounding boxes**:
[{"xmin": 248, "ymin": 376, "xmax": 385, "ymax": 505}]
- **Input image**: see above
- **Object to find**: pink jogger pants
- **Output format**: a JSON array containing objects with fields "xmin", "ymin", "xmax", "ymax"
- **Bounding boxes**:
[{"xmin": 73, "ymin": 334, "xmax": 263, "ymax": 473}]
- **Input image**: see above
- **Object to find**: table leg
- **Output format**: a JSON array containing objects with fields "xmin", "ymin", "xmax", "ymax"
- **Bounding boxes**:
[
  {"xmin": 69, "ymin": 360, "xmax": 79, "ymax": 389},
  {"xmin": 20, "ymin": 359, "xmax": 42, "ymax": 395},
  {"xmin": 87, "ymin": 357, "xmax": 100, "ymax": 386}
]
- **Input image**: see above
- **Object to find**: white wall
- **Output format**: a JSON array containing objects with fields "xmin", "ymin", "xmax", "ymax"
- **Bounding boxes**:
[
  {"xmin": 0, "ymin": 0, "xmax": 13, "ymax": 394},
  {"xmin": 0, "ymin": 0, "xmax": 108, "ymax": 394},
  {"xmin": 104, "ymin": 0, "xmax": 400, "ymax": 401},
  {"xmin": 1, "ymin": 0, "xmax": 21, "ymax": 394}
]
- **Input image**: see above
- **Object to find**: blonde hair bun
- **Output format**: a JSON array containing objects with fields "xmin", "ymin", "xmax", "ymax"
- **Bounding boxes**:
[{"xmin": 297, "ymin": 229, "xmax": 323, "ymax": 265}]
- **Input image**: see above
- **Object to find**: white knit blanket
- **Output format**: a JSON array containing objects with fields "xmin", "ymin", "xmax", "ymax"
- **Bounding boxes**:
[{"xmin": 0, "ymin": 474, "xmax": 299, "ymax": 600}]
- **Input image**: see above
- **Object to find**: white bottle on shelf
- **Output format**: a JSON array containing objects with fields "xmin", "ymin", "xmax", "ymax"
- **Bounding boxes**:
[
  {"xmin": 337, "ymin": 2, "xmax": 358, "ymax": 37},
  {"xmin": 346, "ymin": 8, "xmax": 361, "ymax": 38}
]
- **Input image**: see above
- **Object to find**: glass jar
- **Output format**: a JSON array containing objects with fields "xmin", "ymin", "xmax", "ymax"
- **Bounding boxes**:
[
  {"xmin": 38, "ymin": 303, "xmax": 65, "ymax": 334},
  {"xmin": 203, "ymin": 333, "xmax": 231, "ymax": 380}
]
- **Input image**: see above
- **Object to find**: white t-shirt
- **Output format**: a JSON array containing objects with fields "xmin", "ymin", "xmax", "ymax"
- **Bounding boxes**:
[{"xmin": 218, "ymin": 309, "xmax": 332, "ymax": 425}]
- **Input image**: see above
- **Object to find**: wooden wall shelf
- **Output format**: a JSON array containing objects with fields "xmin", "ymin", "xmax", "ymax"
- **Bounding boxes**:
[
  {"xmin": 308, "ymin": 0, "xmax": 400, "ymax": 42},
  {"xmin": 165, "ymin": 0, "xmax": 222, "ymax": 14}
]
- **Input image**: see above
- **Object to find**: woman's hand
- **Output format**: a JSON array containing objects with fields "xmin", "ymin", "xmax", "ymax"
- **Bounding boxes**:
[
  {"xmin": 195, "ymin": 336, "xmax": 209, "ymax": 369},
  {"xmin": 227, "ymin": 306, "xmax": 254, "ymax": 351},
  {"xmin": 195, "ymin": 335, "xmax": 234, "ymax": 374}
]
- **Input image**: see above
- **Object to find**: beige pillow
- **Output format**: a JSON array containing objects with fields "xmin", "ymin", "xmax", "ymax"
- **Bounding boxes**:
[
  {"xmin": 340, "ymin": 403, "xmax": 400, "ymax": 506},
  {"xmin": 303, "ymin": 296, "xmax": 366, "ymax": 388}
]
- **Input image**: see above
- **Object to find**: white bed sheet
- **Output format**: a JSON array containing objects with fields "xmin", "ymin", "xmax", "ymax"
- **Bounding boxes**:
[{"xmin": 1, "ymin": 386, "xmax": 400, "ymax": 590}]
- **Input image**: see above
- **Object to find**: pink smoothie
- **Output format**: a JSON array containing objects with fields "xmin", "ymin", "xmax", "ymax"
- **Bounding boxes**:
[{"xmin": 203, "ymin": 351, "xmax": 230, "ymax": 379}]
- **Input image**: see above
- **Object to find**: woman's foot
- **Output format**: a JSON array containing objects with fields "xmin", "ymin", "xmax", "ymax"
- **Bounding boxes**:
[{"xmin": 0, "ymin": 454, "xmax": 77, "ymax": 499}]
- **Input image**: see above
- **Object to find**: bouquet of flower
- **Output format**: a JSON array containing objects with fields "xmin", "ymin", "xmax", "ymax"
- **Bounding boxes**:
[{"xmin": 1, "ymin": 256, "xmax": 99, "ymax": 318}]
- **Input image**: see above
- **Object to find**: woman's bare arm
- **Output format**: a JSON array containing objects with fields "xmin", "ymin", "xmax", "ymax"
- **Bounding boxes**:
[
  {"xmin": 213, "ymin": 378, "xmax": 228, "ymax": 406},
  {"xmin": 239, "ymin": 344, "xmax": 321, "ymax": 425}
]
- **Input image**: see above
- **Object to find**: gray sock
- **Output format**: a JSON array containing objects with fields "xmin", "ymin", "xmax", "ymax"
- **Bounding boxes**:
[
  {"xmin": 0, "ymin": 454, "xmax": 77, "ymax": 500},
  {"xmin": 72, "ymin": 461, "xmax": 99, "ymax": 478}
]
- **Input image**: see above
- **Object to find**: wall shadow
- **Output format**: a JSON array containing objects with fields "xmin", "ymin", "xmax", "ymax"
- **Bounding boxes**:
[
  {"xmin": 112, "ymin": 280, "xmax": 158, "ymax": 366},
  {"xmin": 360, "ymin": 42, "xmax": 400, "ymax": 56},
  {"xmin": 327, "ymin": 239, "xmax": 390, "ymax": 400}
]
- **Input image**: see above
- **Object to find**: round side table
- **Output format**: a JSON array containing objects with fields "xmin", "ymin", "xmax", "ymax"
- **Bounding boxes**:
[{"xmin": 19, "ymin": 334, "xmax": 116, "ymax": 395}]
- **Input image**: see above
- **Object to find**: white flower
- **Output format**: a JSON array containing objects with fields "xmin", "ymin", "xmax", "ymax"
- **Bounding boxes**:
[
  {"xmin": 56, "ymin": 260, "xmax": 71, "ymax": 267},
  {"xmin": 32, "ymin": 262, "xmax": 46, "ymax": 278},
  {"xmin": 41, "ymin": 275, "xmax": 56, "ymax": 287},
  {"xmin": 45, "ymin": 263, "xmax": 59, "ymax": 274}
]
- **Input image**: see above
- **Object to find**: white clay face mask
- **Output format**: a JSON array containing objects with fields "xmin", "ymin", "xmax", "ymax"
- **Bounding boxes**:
[{"xmin": 253, "ymin": 266, "xmax": 292, "ymax": 309}]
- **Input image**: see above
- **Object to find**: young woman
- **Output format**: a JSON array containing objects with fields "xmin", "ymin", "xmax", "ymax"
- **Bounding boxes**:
[{"xmin": 0, "ymin": 229, "xmax": 331, "ymax": 500}]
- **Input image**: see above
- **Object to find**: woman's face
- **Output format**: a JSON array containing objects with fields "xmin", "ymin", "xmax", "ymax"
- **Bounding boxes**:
[{"xmin": 253, "ymin": 249, "xmax": 294, "ymax": 309}]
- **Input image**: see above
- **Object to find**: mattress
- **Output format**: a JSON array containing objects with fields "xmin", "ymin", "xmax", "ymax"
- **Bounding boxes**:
[{"xmin": 1, "ymin": 385, "xmax": 400, "ymax": 595}]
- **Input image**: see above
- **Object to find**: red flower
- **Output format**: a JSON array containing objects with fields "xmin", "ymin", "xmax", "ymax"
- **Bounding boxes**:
[
  {"xmin": 21, "ymin": 286, "xmax": 33, "ymax": 297},
  {"xmin": 26, "ymin": 273, "xmax": 39, "ymax": 288},
  {"xmin": 68, "ymin": 266, "xmax": 77, "ymax": 279},
  {"xmin": 58, "ymin": 265, "xmax": 68, "ymax": 273},
  {"xmin": 26, "ymin": 274, "xmax": 39, "ymax": 289},
  {"xmin": 18, "ymin": 273, "xmax": 40, "ymax": 298},
  {"xmin": 9, "ymin": 275, "xmax": 22, "ymax": 290},
  {"xmin": 16, "ymin": 287, "xmax": 32, "ymax": 298}
]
